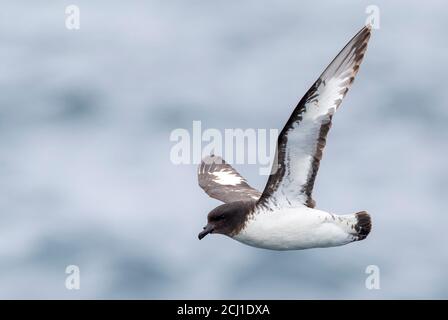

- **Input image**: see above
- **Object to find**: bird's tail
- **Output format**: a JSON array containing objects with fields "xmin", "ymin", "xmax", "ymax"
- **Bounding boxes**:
[{"xmin": 353, "ymin": 211, "xmax": 372, "ymax": 241}]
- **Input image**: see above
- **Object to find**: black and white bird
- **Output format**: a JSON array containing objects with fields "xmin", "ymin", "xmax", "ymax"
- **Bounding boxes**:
[{"xmin": 198, "ymin": 25, "xmax": 372, "ymax": 250}]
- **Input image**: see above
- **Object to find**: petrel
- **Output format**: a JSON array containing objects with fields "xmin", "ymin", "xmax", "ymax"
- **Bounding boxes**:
[{"xmin": 198, "ymin": 25, "xmax": 372, "ymax": 250}]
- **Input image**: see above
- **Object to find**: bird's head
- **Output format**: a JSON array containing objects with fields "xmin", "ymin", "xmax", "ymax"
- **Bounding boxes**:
[{"xmin": 198, "ymin": 202, "xmax": 251, "ymax": 240}]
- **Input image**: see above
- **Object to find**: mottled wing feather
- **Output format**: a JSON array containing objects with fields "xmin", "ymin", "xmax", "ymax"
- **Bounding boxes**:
[
  {"xmin": 258, "ymin": 26, "xmax": 372, "ymax": 209},
  {"xmin": 198, "ymin": 155, "xmax": 261, "ymax": 203}
]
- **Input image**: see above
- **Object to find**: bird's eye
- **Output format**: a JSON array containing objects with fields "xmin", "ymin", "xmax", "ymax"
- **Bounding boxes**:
[{"xmin": 218, "ymin": 214, "xmax": 225, "ymax": 220}]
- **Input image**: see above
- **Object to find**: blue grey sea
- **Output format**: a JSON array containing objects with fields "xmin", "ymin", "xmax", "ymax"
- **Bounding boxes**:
[{"xmin": 0, "ymin": 1, "xmax": 447, "ymax": 298}]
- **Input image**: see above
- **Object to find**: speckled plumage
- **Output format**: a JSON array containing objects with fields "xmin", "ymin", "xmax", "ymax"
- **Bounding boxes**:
[{"xmin": 198, "ymin": 25, "xmax": 373, "ymax": 250}]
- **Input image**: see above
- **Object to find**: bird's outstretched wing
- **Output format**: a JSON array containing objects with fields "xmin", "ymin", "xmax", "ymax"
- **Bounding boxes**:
[
  {"xmin": 198, "ymin": 155, "xmax": 261, "ymax": 203},
  {"xmin": 258, "ymin": 25, "xmax": 372, "ymax": 209}
]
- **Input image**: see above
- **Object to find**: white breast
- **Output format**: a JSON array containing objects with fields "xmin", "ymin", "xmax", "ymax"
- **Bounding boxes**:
[{"xmin": 232, "ymin": 206, "xmax": 357, "ymax": 250}]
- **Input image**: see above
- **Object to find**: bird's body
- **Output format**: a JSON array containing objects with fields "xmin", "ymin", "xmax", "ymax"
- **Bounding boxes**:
[
  {"xmin": 233, "ymin": 205, "xmax": 366, "ymax": 250},
  {"xmin": 197, "ymin": 25, "xmax": 373, "ymax": 250}
]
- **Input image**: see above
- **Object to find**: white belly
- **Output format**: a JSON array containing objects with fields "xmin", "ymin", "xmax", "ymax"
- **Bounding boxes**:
[{"xmin": 232, "ymin": 206, "xmax": 356, "ymax": 250}]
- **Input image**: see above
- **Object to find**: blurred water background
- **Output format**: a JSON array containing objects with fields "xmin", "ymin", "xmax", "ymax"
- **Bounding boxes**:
[{"xmin": 0, "ymin": 0, "xmax": 447, "ymax": 299}]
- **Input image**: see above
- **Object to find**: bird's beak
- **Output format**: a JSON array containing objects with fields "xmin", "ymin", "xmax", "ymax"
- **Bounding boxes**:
[{"xmin": 198, "ymin": 224, "xmax": 214, "ymax": 240}]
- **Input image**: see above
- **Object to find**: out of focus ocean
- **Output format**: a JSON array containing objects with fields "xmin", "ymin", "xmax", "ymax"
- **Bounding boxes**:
[{"xmin": 0, "ymin": 1, "xmax": 447, "ymax": 298}]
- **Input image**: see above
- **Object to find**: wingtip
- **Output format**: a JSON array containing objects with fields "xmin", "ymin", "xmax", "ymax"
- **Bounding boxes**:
[
  {"xmin": 364, "ymin": 22, "xmax": 373, "ymax": 31},
  {"xmin": 358, "ymin": 24, "xmax": 372, "ymax": 42},
  {"xmin": 359, "ymin": 23, "xmax": 373, "ymax": 41},
  {"xmin": 201, "ymin": 154, "xmax": 222, "ymax": 163},
  {"xmin": 351, "ymin": 24, "xmax": 372, "ymax": 44}
]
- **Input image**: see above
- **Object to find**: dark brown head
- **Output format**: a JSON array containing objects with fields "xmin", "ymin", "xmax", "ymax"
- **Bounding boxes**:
[{"xmin": 198, "ymin": 201, "xmax": 254, "ymax": 240}]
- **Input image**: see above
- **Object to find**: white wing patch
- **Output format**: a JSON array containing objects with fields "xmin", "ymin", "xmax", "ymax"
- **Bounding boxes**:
[
  {"xmin": 198, "ymin": 155, "xmax": 262, "ymax": 203},
  {"xmin": 212, "ymin": 170, "xmax": 244, "ymax": 186},
  {"xmin": 258, "ymin": 26, "xmax": 371, "ymax": 209}
]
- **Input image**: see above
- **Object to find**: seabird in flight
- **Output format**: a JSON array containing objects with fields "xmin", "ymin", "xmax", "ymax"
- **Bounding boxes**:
[{"xmin": 198, "ymin": 25, "xmax": 372, "ymax": 250}]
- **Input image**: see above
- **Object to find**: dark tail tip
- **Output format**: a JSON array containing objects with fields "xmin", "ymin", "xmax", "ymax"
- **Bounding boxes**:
[{"xmin": 355, "ymin": 211, "xmax": 371, "ymax": 240}]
